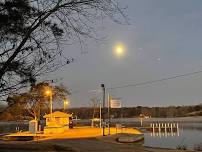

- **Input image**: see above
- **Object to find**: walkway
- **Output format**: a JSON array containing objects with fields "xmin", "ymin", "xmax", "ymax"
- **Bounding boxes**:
[{"xmin": 46, "ymin": 138, "xmax": 192, "ymax": 152}]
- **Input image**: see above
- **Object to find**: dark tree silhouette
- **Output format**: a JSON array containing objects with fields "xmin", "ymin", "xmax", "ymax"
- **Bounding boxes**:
[
  {"xmin": 0, "ymin": 0, "xmax": 126, "ymax": 100},
  {"xmin": 6, "ymin": 82, "xmax": 70, "ymax": 120}
]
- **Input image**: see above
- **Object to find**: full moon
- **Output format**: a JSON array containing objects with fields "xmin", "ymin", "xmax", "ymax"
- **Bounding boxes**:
[{"xmin": 114, "ymin": 43, "xmax": 126, "ymax": 58}]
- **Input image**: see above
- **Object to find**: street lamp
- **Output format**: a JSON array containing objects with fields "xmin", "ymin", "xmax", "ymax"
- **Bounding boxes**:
[
  {"xmin": 64, "ymin": 99, "xmax": 69, "ymax": 112},
  {"xmin": 45, "ymin": 89, "xmax": 53, "ymax": 119}
]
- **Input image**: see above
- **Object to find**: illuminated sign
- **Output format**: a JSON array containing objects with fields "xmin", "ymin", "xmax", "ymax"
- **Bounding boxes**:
[{"xmin": 110, "ymin": 98, "xmax": 122, "ymax": 108}]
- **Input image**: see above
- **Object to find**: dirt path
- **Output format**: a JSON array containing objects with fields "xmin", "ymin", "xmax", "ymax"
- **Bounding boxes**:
[
  {"xmin": 45, "ymin": 138, "xmax": 193, "ymax": 152},
  {"xmin": 46, "ymin": 138, "xmax": 145, "ymax": 152},
  {"xmin": 0, "ymin": 140, "xmax": 75, "ymax": 152},
  {"xmin": 0, "ymin": 138, "xmax": 194, "ymax": 152}
]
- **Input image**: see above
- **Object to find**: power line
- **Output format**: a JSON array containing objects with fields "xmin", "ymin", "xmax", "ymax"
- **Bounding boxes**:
[{"xmin": 107, "ymin": 69, "xmax": 202, "ymax": 90}]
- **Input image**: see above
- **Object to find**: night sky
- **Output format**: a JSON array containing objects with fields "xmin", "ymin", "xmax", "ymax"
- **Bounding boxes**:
[{"xmin": 46, "ymin": 0, "xmax": 202, "ymax": 107}]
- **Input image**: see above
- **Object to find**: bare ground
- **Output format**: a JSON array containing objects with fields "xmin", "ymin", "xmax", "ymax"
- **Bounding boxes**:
[
  {"xmin": 0, "ymin": 138, "xmax": 195, "ymax": 152},
  {"xmin": 0, "ymin": 140, "xmax": 75, "ymax": 152},
  {"xmin": 44, "ymin": 137, "xmax": 194, "ymax": 152}
]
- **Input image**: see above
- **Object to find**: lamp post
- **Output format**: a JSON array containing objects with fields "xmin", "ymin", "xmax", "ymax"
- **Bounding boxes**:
[
  {"xmin": 108, "ymin": 93, "xmax": 111, "ymax": 135},
  {"xmin": 99, "ymin": 100, "xmax": 102, "ymax": 128},
  {"xmin": 45, "ymin": 89, "xmax": 53, "ymax": 119},
  {"xmin": 101, "ymin": 84, "xmax": 105, "ymax": 136}
]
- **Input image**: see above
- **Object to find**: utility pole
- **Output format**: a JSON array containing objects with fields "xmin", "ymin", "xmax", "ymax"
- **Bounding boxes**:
[
  {"xmin": 100, "ymin": 100, "xmax": 102, "ymax": 128},
  {"xmin": 50, "ymin": 91, "xmax": 52, "ymax": 119},
  {"xmin": 101, "ymin": 84, "xmax": 105, "ymax": 136},
  {"xmin": 108, "ymin": 93, "xmax": 111, "ymax": 135}
]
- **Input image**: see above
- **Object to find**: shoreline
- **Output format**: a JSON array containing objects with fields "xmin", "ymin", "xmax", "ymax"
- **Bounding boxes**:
[
  {"xmin": 0, "ymin": 141, "xmax": 76, "ymax": 152},
  {"xmin": 0, "ymin": 124, "xmax": 201, "ymax": 151},
  {"xmin": 0, "ymin": 138, "xmax": 195, "ymax": 152}
]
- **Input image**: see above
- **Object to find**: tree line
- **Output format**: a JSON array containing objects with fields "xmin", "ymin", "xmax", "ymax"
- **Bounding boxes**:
[
  {"xmin": 0, "ymin": 82, "xmax": 69, "ymax": 121},
  {"xmin": 67, "ymin": 105, "xmax": 202, "ymax": 119},
  {"xmin": 1, "ymin": 103, "xmax": 202, "ymax": 121}
]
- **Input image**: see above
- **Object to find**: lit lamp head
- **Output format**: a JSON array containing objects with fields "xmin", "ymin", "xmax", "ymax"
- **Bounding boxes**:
[
  {"xmin": 45, "ymin": 90, "xmax": 51, "ymax": 96},
  {"xmin": 64, "ymin": 100, "xmax": 69, "ymax": 105},
  {"xmin": 64, "ymin": 101, "xmax": 69, "ymax": 105},
  {"xmin": 64, "ymin": 99, "xmax": 69, "ymax": 105},
  {"xmin": 64, "ymin": 99, "xmax": 69, "ymax": 112}
]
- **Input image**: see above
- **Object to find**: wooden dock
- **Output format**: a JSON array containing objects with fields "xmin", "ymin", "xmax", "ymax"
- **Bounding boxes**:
[{"xmin": 138, "ymin": 123, "xmax": 180, "ymax": 137}]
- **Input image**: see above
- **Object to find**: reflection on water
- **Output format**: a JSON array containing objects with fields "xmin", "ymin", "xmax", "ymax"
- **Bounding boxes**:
[
  {"xmin": 144, "ymin": 122, "xmax": 202, "ymax": 150},
  {"xmin": 150, "ymin": 123, "xmax": 180, "ymax": 138},
  {"xmin": 150, "ymin": 130, "xmax": 180, "ymax": 137}
]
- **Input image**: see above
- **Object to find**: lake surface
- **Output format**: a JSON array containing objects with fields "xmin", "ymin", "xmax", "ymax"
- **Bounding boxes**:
[
  {"xmin": 112, "ymin": 117, "xmax": 202, "ymax": 150},
  {"xmin": 1, "ymin": 117, "xmax": 202, "ymax": 150},
  {"xmin": 143, "ymin": 122, "xmax": 202, "ymax": 150},
  {"xmin": 81, "ymin": 117, "xmax": 202, "ymax": 150}
]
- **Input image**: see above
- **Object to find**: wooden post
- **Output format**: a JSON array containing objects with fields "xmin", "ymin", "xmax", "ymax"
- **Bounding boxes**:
[
  {"xmin": 153, "ymin": 123, "xmax": 155, "ymax": 137},
  {"xmin": 158, "ymin": 123, "xmax": 161, "ymax": 138},
  {"xmin": 167, "ymin": 123, "xmax": 170, "ymax": 136},
  {"xmin": 177, "ymin": 123, "xmax": 179, "ymax": 136},
  {"xmin": 171, "ymin": 123, "xmax": 173, "ymax": 136},
  {"xmin": 162, "ymin": 123, "xmax": 164, "ymax": 136},
  {"xmin": 173, "ymin": 123, "xmax": 176, "ymax": 136},
  {"xmin": 165, "ymin": 123, "xmax": 167, "ymax": 137},
  {"xmin": 140, "ymin": 117, "xmax": 143, "ymax": 126},
  {"xmin": 155, "ymin": 123, "xmax": 158, "ymax": 136}
]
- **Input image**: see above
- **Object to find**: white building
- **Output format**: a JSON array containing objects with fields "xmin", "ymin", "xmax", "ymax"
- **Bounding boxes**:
[{"xmin": 43, "ymin": 111, "xmax": 72, "ymax": 134}]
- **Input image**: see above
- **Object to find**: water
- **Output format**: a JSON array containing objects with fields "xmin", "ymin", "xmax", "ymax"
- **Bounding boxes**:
[
  {"xmin": 111, "ymin": 117, "xmax": 202, "ymax": 150},
  {"xmin": 63, "ymin": 118, "xmax": 202, "ymax": 150},
  {"xmin": 0, "ymin": 121, "xmax": 29, "ymax": 133},
  {"xmin": 143, "ymin": 122, "xmax": 202, "ymax": 150},
  {"xmin": 1, "ymin": 117, "xmax": 202, "ymax": 150}
]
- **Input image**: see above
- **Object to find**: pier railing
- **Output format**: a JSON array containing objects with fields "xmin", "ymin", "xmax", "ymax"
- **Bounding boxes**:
[{"xmin": 150, "ymin": 123, "xmax": 179, "ymax": 137}]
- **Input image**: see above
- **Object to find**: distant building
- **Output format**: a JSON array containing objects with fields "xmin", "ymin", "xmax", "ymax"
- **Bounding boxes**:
[{"xmin": 43, "ymin": 111, "xmax": 72, "ymax": 134}]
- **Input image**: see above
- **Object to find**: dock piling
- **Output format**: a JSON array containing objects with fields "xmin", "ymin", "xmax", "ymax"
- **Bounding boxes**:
[{"xmin": 149, "ymin": 122, "xmax": 179, "ymax": 138}]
